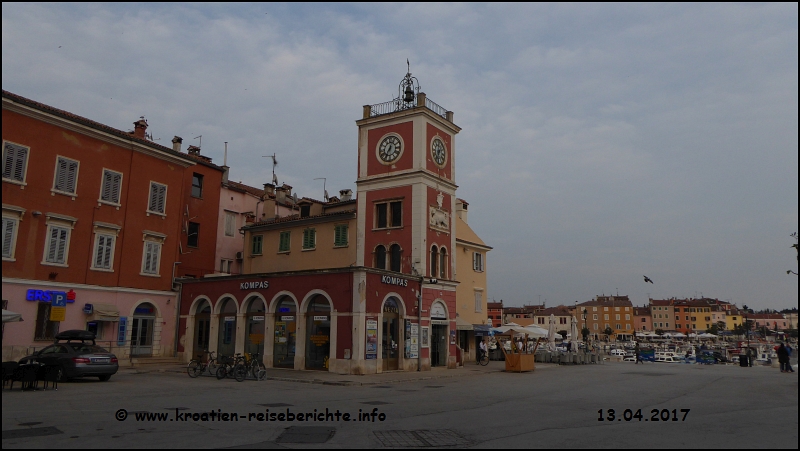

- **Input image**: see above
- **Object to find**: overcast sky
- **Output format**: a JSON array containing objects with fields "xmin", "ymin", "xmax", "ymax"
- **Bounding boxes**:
[{"xmin": 3, "ymin": 3, "xmax": 797, "ymax": 310}]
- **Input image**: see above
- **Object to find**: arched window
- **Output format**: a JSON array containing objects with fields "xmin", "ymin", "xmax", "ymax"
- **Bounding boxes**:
[
  {"xmin": 430, "ymin": 245, "xmax": 438, "ymax": 277},
  {"xmin": 375, "ymin": 245, "xmax": 386, "ymax": 270},
  {"xmin": 439, "ymin": 247, "xmax": 447, "ymax": 279},
  {"xmin": 390, "ymin": 244, "xmax": 401, "ymax": 272}
]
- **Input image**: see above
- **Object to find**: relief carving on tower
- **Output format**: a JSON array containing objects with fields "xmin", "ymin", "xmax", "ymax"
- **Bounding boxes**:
[{"xmin": 429, "ymin": 191, "xmax": 450, "ymax": 233}]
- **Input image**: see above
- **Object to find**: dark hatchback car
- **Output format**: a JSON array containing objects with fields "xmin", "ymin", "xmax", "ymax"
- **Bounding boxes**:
[{"xmin": 18, "ymin": 330, "xmax": 119, "ymax": 381}]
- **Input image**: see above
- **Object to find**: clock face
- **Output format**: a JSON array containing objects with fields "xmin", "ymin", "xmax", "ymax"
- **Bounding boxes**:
[
  {"xmin": 431, "ymin": 138, "xmax": 446, "ymax": 167},
  {"xmin": 378, "ymin": 136, "xmax": 402, "ymax": 163}
]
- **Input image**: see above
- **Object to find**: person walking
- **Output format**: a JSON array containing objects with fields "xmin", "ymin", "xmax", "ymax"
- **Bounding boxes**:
[
  {"xmin": 635, "ymin": 342, "xmax": 641, "ymax": 364},
  {"xmin": 776, "ymin": 343, "xmax": 789, "ymax": 373},
  {"xmin": 786, "ymin": 344, "xmax": 795, "ymax": 373}
]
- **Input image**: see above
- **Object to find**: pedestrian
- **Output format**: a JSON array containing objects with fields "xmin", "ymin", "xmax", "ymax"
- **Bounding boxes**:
[
  {"xmin": 787, "ymin": 344, "xmax": 795, "ymax": 373},
  {"xmin": 635, "ymin": 342, "xmax": 641, "ymax": 364},
  {"xmin": 479, "ymin": 339, "xmax": 488, "ymax": 362},
  {"xmin": 567, "ymin": 341, "xmax": 572, "ymax": 352},
  {"xmin": 776, "ymin": 343, "xmax": 789, "ymax": 373}
]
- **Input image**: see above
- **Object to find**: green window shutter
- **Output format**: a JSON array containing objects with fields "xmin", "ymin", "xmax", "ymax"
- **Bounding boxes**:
[
  {"xmin": 279, "ymin": 231, "xmax": 290, "ymax": 252},
  {"xmin": 303, "ymin": 229, "xmax": 315, "ymax": 250},
  {"xmin": 334, "ymin": 224, "xmax": 347, "ymax": 247}
]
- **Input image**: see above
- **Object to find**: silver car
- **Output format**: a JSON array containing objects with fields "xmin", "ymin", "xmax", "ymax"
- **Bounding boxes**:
[{"xmin": 18, "ymin": 330, "xmax": 119, "ymax": 381}]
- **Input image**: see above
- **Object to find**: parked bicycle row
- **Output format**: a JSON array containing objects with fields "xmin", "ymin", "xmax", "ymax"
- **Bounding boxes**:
[{"xmin": 187, "ymin": 351, "xmax": 267, "ymax": 382}]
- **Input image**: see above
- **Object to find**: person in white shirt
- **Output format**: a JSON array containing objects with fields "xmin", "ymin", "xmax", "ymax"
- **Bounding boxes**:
[{"xmin": 479, "ymin": 340, "xmax": 488, "ymax": 361}]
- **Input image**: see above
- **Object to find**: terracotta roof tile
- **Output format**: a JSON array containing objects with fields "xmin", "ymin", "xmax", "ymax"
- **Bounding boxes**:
[{"xmin": 247, "ymin": 209, "xmax": 356, "ymax": 227}]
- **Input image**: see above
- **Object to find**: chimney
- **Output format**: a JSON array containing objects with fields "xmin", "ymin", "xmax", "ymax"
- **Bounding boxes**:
[
  {"xmin": 187, "ymin": 145, "xmax": 201, "ymax": 156},
  {"xmin": 456, "ymin": 198, "xmax": 469, "ymax": 223},
  {"xmin": 133, "ymin": 117, "xmax": 148, "ymax": 139},
  {"xmin": 339, "ymin": 189, "xmax": 352, "ymax": 201},
  {"xmin": 172, "ymin": 136, "xmax": 183, "ymax": 153},
  {"xmin": 281, "ymin": 183, "xmax": 292, "ymax": 197},
  {"xmin": 276, "ymin": 185, "xmax": 288, "ymax": 204},
  {"xmin": 263, "ymin": 183, "xmax": 275, "ymax": 197},
  {"xmin": 221, "ymin": 166, "xmax": 229, "ymax": 183}
]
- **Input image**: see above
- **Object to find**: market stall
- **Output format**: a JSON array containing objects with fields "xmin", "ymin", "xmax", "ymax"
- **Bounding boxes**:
[{"xmin": 491, "ymin": 325, "xmax": 547, "ymax": 372}]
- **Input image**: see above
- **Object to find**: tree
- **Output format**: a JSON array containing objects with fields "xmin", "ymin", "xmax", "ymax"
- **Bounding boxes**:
[
  {"xmin": 655, "ymin": 328, "xmax": 665, "ymax": 337},
  {"xmin": 603, "ymin": 327, "xmax": 614, "ymax": 340},
  {"xmin": 707, "ymin": 324, "xmax": 719, "ymax": 335}
]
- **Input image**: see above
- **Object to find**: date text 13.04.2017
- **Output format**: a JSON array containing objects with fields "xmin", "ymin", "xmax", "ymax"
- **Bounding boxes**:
[{"xmin": 598, "ymin": 409, "xmax": 690, "ymax": 422}]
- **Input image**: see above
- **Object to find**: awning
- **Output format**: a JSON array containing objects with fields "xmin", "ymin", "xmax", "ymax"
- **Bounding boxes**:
[
  {"xmin": 2, "ymin": 309, "xmax": 23, "ymax": 323},
  {"xmin": 473, "ymin": 324, "xmax": 492, "ymax": 336},
  {"xmin": 456, "ymin": 317, "xmax": 474, "ymax": 331},
  {"xmin": 89, "ymin": 303, "xmax": 120, "ymax": 322}
]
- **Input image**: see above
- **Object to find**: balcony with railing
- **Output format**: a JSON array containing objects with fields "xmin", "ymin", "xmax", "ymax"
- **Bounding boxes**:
[{"xmin": 363, "ymin": 92, "xmax": 453, "ymax": 122}]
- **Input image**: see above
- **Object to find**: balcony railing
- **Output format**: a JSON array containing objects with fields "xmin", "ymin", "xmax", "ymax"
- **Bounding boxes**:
[{"xmin": 366, "ymin": 94, "xmax": 450, "ymax": 121}]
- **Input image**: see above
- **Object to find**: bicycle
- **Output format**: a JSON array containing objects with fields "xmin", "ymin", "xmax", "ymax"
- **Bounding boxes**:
[
  {"xmin": 187, "ymin": 351, "xmax": 219, "ymax": 378},
  {"xmin": 477, "ymin": 349, "xmax": 489, "ymax": 366},
  {"xmin": 215, "ymin": 355, "xmax": 238, "ymax": 380},
  {"xmin": 233, "ymin": 353, "xmax": 267, "ymax": 382}
]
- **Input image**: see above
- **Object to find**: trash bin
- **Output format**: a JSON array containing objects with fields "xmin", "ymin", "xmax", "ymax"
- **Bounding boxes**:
[{"xmin": 739, "ymin": 356, "xmax": 748, "ymax": 367}]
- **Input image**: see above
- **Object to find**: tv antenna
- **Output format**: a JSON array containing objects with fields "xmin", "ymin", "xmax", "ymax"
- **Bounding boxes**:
[
  {"xmin": 193, "ymin": 135, "xmax": 202, "ymax": 149},
  {"xmin": 314, "ymin": 177, "xmax": 328, "ymax": 202},
  {"xmin": 263, "ymin": 153, "xmax": 278, "ymax": 185}
]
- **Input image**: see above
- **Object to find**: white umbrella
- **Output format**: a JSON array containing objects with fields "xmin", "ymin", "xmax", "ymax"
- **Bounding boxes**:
[
  {"xmin": 570, "ymin": 316, "xmax": 579, "ymax": 352},
  {"xmin": 672, "ymin": 332, "xmax": 687, "ymax": 338},
  {"xmin": 547, "ymin": 314, "xmax": 557, "ymax": 352},
  {"xmin": 2, "ymin": 309, "xmax": 23, "ymax": 323}
]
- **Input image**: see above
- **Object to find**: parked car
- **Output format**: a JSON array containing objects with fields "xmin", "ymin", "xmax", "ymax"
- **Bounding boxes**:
[
  {"xmin": 623, "ymin": 356, "xmax": 636, "ymax": 362},
  {"xmin": 610, "ymin": 349, "xmax": 626, "ymax": 356},
  {"xmin": 18, "ymin": 330, "xmax": 118, "ymax": 381}
]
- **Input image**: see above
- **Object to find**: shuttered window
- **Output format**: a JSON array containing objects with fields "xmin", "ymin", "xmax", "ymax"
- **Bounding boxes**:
[
  {"xmin": 53, "ymin": 156, "xmax": 79, "ymax": 194},
  {"xmin": 473, "ymin": 252, "xmax": 484, "ymax": 272},
  {"xmin": 252, "ymin": 234, "xmax": 263, "ymax": 255},
  {"xmin": 474, "ymin": 290, "xmax": 483, "ymax": 313},
  {"xmin": 334, "ymin": 224, "xmax": 348, "ymax": 247},
  {"xmin": 302, "ymin": 228, "xmax": 316, "ymax": 250},
  {"xmin": 148, "ymin": 182, "xmax": 167, "ymax": 214},
  {"xmin": 224, "ymin": 212, "xmax": 236, "ymax": 237},
  {"xmin": 45, "ymin": 225, "xmax": 69, "ymax": 264},
  {"xmin": 93, "ymin": 234, "xmax": 115, "ymax": 269},
  {"xmin": 100, "ymin": 169, "xmax": 122, "ymax": 204},
  {"xmin": 142, "ymin": 241, "xmax": 161, "ymax": 274},
  {"xmin": 2, "ymin": 142, "xmax": 29, "ymax": 182},
  {"xmin": 2, "ymin": 217, "xmax": 17, "ymax": 258},
  {"xmin": 439, "ymin": 248, "xmax": 447, "ymax": 279},
  {"xmin": 278, "ymin": 231, "xmax": 290, "ymax": 252}
]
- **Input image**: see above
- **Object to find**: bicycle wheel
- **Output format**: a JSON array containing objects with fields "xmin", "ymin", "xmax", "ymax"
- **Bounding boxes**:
[
  {"xmin": 187, "ymin": 360, "xmax": 202, "ymax": 378},
  {"xmin": 251, "ymin": 361, "xmax": 266, "ymax": 379},
  {"xmin": 233, "ymin": 364, "xmax": 247, "ymax": 382},
  {"xmin": 207, "ymin": 359, "xmax": 218, "ymax": 376},
  {"xmin": 480, "ymin": 355, "xmax": 489, "ymax": 366},
  {"xmin": 215, "ymin": 366, "xmax": 227, "ymax": 380}
]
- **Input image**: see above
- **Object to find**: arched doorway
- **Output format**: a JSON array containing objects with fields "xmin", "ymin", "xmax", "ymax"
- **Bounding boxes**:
[
  {"xmin": 382, "ymin": 297, "xmax": 400, "ymax": 371},
  {"xmin": 193, "ymin": 300, "xmax": 211, "ymax": 359},
  {"xmin": 430, "ymin": 300, "xmax": 448, "ymax": 367},
  {"xmin": 305, "ymin": 295, "xmax": 331, "ymax": 370},
  {"xmin": 131, "ymin": 302, "xmax": 157, "ymax": 356},
  {"xmin": 244, "ymin": 296, "xmax": 266, "ymax": 358},
  {"xmin": 217, "ymin": 298, "xmax": 237, "ymax": 357},
  {"xmin": 273, "ymin": 297, "xmax": 297, "ymax": 368}
]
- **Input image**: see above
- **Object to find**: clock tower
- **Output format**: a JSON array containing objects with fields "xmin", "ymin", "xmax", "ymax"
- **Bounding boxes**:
[{"xmin": 355, "ymin": 68, "xmax": 462, "ymax": 369}]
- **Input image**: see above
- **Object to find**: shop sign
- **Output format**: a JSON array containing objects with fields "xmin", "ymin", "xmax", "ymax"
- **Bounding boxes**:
[
  {"xmin": 83, "ymin": 303, "xmax": 93, "ymax": 314},
  {"xmin": 135, "ymin": 306, "xmax": 154, "ymax": 315},
  {"xmin": 26, "ymin": 289, "xmax": 74, "ymax": 303},
  {"xmin": 366, "ymin": 318, "xmax": 378, "ymax": 359},
  {"xmin": 310, "ymin": 335, "xmax": 329, "ymax": 345},
  {"xmin": 281, "ymin": 316, "xmax": 295, "ymax": 322},
  {"xmin": 117, "ymin": 317, "xmax": 127, "ymax": 346},
  {"xmin": 381, "ymin": 275, "xmax": 408, "ymax": 287},
  {"xmin": 251, "ymin": 316, "xmax": 264, "ymax": 321},
  {"xmin": 224, "ymin": 316, "xmax": 235, "ymax": 322},
  {"xmin": 279, "ymin": 307, "xmax": 292, "ymax": 313},
  {"xmin": 431, "ymin": 319, "xmax": 449, "ymax": 325},
  {"xmin": 313, "ymin": 316, "xmax": 328, "ymax": 321},
  {"xmin": 249, "ymin": 333, "xmax": 264, "ymax": 345},
  {"xmin": 240, "ymin": 280, "xmax": 269, "ymax": 290}
]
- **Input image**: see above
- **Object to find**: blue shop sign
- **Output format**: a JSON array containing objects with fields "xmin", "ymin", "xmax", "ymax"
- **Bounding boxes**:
[{"xmin": 26, "ymin": 289, "xmax": 74, "ymax": 304}]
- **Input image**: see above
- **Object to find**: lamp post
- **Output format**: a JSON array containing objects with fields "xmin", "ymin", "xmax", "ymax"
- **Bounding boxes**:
[{"xmin": 582, "ymin": 308, "xmax": 588, "ymax": 353}]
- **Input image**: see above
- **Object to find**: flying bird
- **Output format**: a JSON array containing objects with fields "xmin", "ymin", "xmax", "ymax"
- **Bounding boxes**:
[{"xmin": 643, "ymin": 275, "xmax": 654, "ymax": 284}]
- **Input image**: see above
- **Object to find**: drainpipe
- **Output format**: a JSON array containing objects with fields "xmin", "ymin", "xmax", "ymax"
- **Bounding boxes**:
[
  {"xmin": 417, "ymin": 282, "xmax": 423, "ymax": 371},
  {"xmin": 172, "ymin": 262, "xmax": 182, "ymax": 358}
]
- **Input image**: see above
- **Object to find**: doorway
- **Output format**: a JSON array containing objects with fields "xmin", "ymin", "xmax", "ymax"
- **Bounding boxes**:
[
  {"xmin": 382, "ymin": 298, "xmax": 400, "ymax": 371},
  {"xmin": 305, "ymin": 296, "xmax": 331, "ymax": 370},
  {"xmin": 131, "ymin": 303, "xmax": 156, "ymax": 356},
  {"xmin": 217, "ymin": 298, "xmax": 237, "ymax": 357},
  {"xmin": 431, "ymin": 324, "xmax": 447, "ymax": 367},
  {"xmin": 193, "ymin": 301, "xmax": 211, "ymax": 359},
  {"xmin": 244, "ymin": 297, "xmax": 266, "ymax": 358},
  {"xmin": 273, "ymin": 297, "xmax": 297, "ymax": 368}
]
